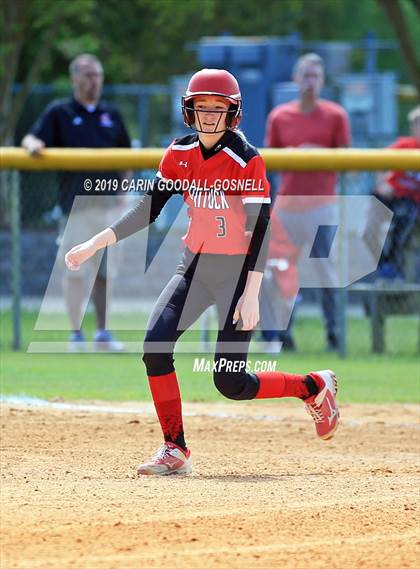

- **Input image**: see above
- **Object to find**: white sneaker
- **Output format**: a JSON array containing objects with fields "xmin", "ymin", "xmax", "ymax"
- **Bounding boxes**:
[
  {"xmin": 264, "ymin": 340, "xmax": 282, "ymax": 354},
  {"xmin": 93, "ymin": 330, "xmax": 125, "ymax": 352},
  {"xmin": 137, "ymin": 442, "xmax": 192, "ymax": 476},
  {"xmin": 67, "ymin": 331, "xmax": 86, "ymax": 353}
]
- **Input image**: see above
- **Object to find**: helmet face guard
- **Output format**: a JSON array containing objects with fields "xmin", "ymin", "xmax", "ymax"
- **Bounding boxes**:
[
  {"xmin": 182, "ymin": 96, "xmax": 242, "ymax": 134},
  {"xmin": 181, "ymin": 69, "xmax": 243, "ymax": 133}
]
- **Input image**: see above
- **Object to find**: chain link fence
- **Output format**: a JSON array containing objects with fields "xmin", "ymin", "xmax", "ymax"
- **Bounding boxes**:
[{"xmin": 1, "ymin": 164, "xmax": 419, "ymax": 356}]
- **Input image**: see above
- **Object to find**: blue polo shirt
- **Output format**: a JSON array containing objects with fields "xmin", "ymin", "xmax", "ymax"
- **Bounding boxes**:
[{"xmin": 30, "ymin": 97, "xmax": 131, "ymax": 213}]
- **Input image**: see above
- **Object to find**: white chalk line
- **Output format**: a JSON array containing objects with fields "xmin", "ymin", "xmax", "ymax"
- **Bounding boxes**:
[
  {"xmin": 1, "ymin": 395, "xmax": 281, "ymax": 422},
  {"xmin": 1, "ymin": 395, "xmax": 419, "ymax": 429}
]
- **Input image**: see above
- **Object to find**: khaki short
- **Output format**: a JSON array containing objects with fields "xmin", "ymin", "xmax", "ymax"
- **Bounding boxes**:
[{"xmin": 58, "ymin": 199, "xmax": 123, "ymax": 280}]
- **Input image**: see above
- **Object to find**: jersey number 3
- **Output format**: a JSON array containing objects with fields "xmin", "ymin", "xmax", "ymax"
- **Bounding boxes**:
[{"xmin": 215, "ymin": 216, "xmax": 227, "ymax": 238}]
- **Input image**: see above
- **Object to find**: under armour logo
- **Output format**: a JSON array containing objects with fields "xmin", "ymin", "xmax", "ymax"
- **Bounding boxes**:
[{"xmin": 179, "ymin": 161, "xmax": 188, "ymax": 168}]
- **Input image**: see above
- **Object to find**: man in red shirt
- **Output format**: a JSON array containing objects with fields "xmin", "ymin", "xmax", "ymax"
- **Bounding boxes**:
[
  {"xmin": 371, "ymin": 106, "xmax": 420, "ymax": 280},
  {"xmin": 263, "ymin": 53, "xmax": 351, "ymax": 352}
]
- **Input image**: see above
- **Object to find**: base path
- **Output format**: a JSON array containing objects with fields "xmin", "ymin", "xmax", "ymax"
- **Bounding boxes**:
[{"xmin": 1, "ymin": 401, "xmax": 419, "ymax": 569}]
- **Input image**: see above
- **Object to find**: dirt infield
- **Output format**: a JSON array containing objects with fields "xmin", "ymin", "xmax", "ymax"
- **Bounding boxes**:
[{"xmin": 1, "ymin": 400, "xmax": 419, "ymax": 569}]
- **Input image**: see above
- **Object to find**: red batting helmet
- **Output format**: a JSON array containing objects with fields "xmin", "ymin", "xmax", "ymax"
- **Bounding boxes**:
[{"xmin": 182, "ymin": 68, "xmax": 242, "ymax": 133}]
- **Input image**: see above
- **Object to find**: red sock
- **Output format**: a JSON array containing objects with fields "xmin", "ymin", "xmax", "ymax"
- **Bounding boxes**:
[
  {"xmin": 255, "ymin": 372, "xmax": 309, "ymax": 399},
  {"xmin": 148, "ymin": 372, "xmax": 186, "ymax": 449}
]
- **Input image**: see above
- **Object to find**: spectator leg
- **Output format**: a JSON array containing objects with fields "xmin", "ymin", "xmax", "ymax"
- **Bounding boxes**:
[
  {"xmin": 371, "ymin": 292, "xmax": 385, "ymax": 353},
  {"xmin": 63, "ymin": 275, "xmax": 85, "ymax": 331}
]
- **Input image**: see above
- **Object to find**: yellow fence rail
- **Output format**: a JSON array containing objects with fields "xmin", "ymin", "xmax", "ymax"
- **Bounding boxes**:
[
  {"xmin": 1, "ymin": 147, "xmax": 419, "ymax": 171},
  {"xmin": 1, "ymin": 145, "xmax": 419, "ymax": 352}
]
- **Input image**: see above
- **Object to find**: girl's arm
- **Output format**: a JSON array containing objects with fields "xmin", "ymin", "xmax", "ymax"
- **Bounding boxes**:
[
  {"xmin": 233, "ymin": 270, "xmax": 264, "ymax": 330},
  {"xmin": 65, "ymin": 228, "xmax": 116, "ymax": 271},
  {"xmin": 233, "ymin": 150, "xmax": 271, "ymax": 330},
  {"xmin": 233, "ymin": 202, "xmax": 270, "ymax": 330},
  {"xmin": 243, "ymin": 270, "xmax": 264, "ymax": 297},
  {"xmin": 110, "ymin": 180, "xmax": 174, "ymax": 241},
  {"xmin": 245, "ymin": 206, "xmax": 271, "ymax": 275},
  {"xmin": 65, "ymin": 178, "xmax": 176, "ymax": 271}
]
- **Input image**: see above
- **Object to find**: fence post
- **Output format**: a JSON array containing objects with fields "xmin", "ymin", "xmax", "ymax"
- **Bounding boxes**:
[
  {"xmin": 10, "ymin": 170, "xmax": 21, "ymax": 350},
  {"xmin": 337, "ymin": 173, "xmax": 347, "ymax": 358},
  {"xmin": 200, "ymin": 309, "xmax": 212, "ymax": 353}
]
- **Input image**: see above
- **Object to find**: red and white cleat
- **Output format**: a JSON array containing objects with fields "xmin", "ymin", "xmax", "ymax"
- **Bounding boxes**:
[
  {"xmin": 137, "ymin": 442, "xmax": 192, "ymax": 476},
  {"xmin": 305, "ymin": 369, "xmax": 339, "ymax": 440}
]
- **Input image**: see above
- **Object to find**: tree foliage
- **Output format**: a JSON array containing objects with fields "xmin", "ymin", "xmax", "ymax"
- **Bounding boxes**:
[{"xmin": 1, "ymin": 0, "xmax": 418, "ymax": 144}]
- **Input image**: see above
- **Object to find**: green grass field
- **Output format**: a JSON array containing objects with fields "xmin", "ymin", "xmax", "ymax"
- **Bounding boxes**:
[{"xmin": 1, "ymin": 310, "xmax": 419, "ymax": 404}]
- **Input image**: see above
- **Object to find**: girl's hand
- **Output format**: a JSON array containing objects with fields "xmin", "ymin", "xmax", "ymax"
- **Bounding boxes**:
[
  {"xmin": 65, "ymin": 239, "xmax": 97, "ymax": 271},
  {"xmin": 233, "ymin": 293, "xmax": 260, "ymax": 331}
]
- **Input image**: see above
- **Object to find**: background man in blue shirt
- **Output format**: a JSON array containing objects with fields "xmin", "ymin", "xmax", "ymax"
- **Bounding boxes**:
[{"xmin": 22, "ymin": 54, "xmax": 131, "ymax": 351}]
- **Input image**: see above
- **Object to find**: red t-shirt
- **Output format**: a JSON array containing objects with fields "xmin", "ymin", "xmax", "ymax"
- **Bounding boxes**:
[
  {"xmin": 385, "ymin": 137, "xmax": 420, "ymax": 202},
  {"xmin": 159, "ymin": 134, "xmax": 271, "ymax": 255},
  {"xmin": 265, "ymin": 99, "xmax": 351, "ymax": 210}
]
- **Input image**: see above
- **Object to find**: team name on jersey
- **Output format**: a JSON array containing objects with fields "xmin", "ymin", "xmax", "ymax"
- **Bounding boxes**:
[{"xmin": 188, "ymin": 187, "xmax": 229, "ymax": 210}]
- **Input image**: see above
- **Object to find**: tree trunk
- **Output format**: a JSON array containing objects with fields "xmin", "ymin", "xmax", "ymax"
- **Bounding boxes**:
[
  {"xmin": 0, "ymin": 2, "xmax": 64, "ymax": 145},
  {"xmin": 0, "ymin": 0, "xmax": 30, "ymax": 144},
  {"xmin": 407, "ymin": 0, "xmax": 420, "ymax": 14},
  {"xmin": 377, "ymin": 0, "xmax": 420, "ymax": 94}
]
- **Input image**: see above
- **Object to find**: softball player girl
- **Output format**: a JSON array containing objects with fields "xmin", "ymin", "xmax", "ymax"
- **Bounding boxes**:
[{"xmin": 65, "ymin": 69, "xmax": 339, "ymax": 476}]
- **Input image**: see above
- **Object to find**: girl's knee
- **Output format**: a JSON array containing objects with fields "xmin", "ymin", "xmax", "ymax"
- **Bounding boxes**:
[
  {"xmin": 142, "ymin": 346, "xmax": 174, "ymax": 376},
  {"xmin": 213, "ymin": 370, "xmax": 259, "ymax": 400}
]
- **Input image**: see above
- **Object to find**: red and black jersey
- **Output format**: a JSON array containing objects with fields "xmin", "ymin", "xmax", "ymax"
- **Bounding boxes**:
[
  {"xmin": 385, "ymin": 137, "xmax": 420, "ymax": 203},
  {"xmin": 111, "ymin": 130, "xmax": 271, "ymax": 272}
]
